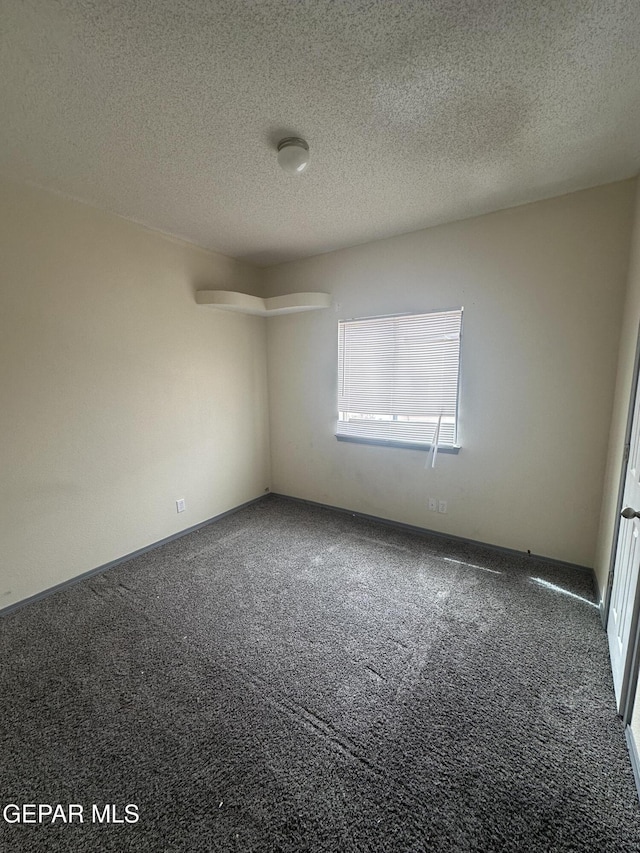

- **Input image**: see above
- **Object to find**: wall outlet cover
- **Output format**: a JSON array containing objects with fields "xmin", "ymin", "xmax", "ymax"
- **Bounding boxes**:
[
  {"xmin": 438, "ymin": 500, "xmax": 447, "ymax": 513},
  {"xmin": 176, "ymin": 498, "xmax": 186, "ymax": 513}
]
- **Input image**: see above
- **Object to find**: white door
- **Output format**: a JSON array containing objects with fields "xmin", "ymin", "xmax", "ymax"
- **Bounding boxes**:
[{"xmin": 608, "ymin": 378, "xmax": 640, "ymax": 710}]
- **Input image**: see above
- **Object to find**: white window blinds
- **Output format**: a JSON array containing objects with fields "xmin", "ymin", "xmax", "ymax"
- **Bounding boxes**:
[{"xmin": 337, "ymin": 309, "xmax": 463, "ymax": 448}]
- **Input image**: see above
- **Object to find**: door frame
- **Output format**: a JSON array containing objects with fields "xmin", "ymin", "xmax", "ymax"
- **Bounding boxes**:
[{"xmin": 604, "ymin": 322, "xmax": 640, "ymax": 724}]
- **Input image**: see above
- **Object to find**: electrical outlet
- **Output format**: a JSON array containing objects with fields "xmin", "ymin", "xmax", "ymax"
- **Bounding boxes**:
[
  {"xmin": 438, "ymin": 500, "xmax": 447, "ymax": 514},
  {"xmin": 176, "ymin": 498, "xmax": 186, "ymax": 513},
  {"xmin": 428, "ymin": 498, "xmax": 437, "ymax": 511}
]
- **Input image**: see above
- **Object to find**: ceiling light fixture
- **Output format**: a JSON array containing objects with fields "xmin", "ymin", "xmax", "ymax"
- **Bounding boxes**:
[{"xmin": 277, "ymin": 137, "xmax": 310, "ymax": 175}]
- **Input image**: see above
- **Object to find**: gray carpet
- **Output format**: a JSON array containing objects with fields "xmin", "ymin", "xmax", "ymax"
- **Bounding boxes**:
[{"xmin": 1, "ymin": 495, "xmax": 640, "ymax": 852}]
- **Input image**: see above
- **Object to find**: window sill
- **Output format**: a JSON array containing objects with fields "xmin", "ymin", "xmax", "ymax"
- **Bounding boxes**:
[{"xmin": 335, "ymin": 435, "xmax": 461, "ymax": 453}]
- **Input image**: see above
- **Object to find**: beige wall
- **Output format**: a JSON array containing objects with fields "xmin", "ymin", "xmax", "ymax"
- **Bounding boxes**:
[
  {"xmin": 2, "ymin": 176, "xmax": 636, "ymax": 611},
  {"xmin": 264, "ymin": 181, "xmax": 636, "ymax": 568},
  {"xmin": 0, "ymin": 178, "xmax": 270, "ymax": 609}
]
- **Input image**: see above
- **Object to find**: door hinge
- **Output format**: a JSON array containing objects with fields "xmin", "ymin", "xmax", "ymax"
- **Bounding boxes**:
[{"xmin": 624, "ymin": 443, "xmax": 631, "ymax": 464}]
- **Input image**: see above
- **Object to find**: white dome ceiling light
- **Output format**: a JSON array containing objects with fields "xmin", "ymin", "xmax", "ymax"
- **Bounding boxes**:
[{"xmin": 277, "ymin": 137, "xmax": 310, "ymax": 175}]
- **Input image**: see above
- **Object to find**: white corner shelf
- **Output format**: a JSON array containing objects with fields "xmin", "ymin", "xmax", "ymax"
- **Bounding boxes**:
[{"xmin": 196, "ymin": 290, "xmax": 331, "ymax": 316}]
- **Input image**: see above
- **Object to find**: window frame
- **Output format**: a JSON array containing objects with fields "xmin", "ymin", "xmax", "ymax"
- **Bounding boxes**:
[{"xmin": 335, "ymin": 307, "xmax": 463, "ymax": 453}]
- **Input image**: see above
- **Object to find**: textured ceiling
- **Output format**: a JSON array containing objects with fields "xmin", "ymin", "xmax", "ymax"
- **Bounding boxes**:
[{"xmin": 1, "ymin": 0, "xmax": 639, "ymax": 266}]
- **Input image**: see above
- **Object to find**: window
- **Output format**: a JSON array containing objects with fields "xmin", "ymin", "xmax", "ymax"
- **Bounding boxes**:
[{"xmin": 337, "ymin": 308, "xmax": 463, "ymax": 450}]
